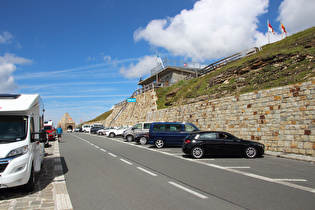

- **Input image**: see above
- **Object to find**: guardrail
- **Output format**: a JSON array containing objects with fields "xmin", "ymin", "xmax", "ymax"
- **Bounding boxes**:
[{"xmin": 199, "ymin": 47, "xmax": 260, "ymax": 75}]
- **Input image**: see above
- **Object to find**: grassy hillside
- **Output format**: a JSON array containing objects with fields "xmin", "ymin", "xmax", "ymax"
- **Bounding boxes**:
[
  {"xmin": 90, "ymin": 27, "xmax": 314, "ymax": 122},
  {"xmin": 156, "ymin": 27, "xmax": 315, "ymax": 109},
  {"xmin": 86, "ymin": 109, "xmax": 113, "ymax": 124}
]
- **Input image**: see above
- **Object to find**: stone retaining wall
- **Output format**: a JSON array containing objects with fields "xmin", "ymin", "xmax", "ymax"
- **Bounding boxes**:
[{"xmin": 106, "ymin": 80, "xmax": 315, "ymax": 156}]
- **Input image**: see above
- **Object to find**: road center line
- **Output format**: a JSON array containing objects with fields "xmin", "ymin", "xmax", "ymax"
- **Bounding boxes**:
[
  {"xmin": 108, "ymin": 153, "xmax": 117, "ymax": 157},
  {"xmin": 168, "ymin": 181, "xmax": 208, "ymax": 199},
  {"xmin": 120, "ymin": 159, "xmax": 133, "ymax": 165},
  {"xmin": 224, "ymin": 166, "xmax": 251, "ymax": 169},
  {"xmin": 137, "ymin": 167, "xmax": 157, "ymax": 176},
  {"xmin": 274, "ymin": 179, "xmax": 307, "ymax": 182}
]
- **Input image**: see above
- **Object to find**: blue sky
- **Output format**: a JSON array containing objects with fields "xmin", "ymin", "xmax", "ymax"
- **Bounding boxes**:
[{"xmin": 1, "ymin": 0, "xmax": 314, "ymax": 125}]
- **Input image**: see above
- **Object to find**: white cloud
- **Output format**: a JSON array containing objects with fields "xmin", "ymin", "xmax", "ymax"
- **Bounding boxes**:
[
  {"xmin": 0, "ymin": 63, "xmax": 17, "ymax": 92},
  {"xmin": 119, "ymin": 55, "xmax": 157, "ymax": 79},
  {"xmin": 134, "ymin": 0, "xmax": 269, "ymax": 61},
  {"xmin": 0, "ymin": 31, "xmax": 13, "ymax": 44},
  {"xmin": 0, "ymin": 53, "xmax": 32, "ymax": 93},
  {"xmin": 278, "ymin": 0, "xmax": 315, "ymax": 34},
  {"xmin": 103, "ymin": 55, "xmax": 112, "ymax": 62}
]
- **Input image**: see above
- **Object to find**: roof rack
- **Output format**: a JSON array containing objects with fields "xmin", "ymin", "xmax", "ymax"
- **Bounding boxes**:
[{"xmin": 0, "ymin": 94, "xmax": 21, "ymax": 99}]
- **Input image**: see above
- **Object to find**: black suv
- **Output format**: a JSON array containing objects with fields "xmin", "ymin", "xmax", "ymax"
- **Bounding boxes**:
[{"xmin": 90, "ymin": 126, "xmax": 104, "ymax": 134}]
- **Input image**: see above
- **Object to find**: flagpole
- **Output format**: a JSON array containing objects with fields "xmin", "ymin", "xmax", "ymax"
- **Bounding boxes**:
[
  {"xmin": 156, "ymin": 51, "xmax": 158, "ymax": 83},
  {"xmin": 267, "ymin": 20, "xmax": 270, "ymax": 44},
  {"xmin": 280, "ymin": 21, "xmax": 283, "ymax": 40}
]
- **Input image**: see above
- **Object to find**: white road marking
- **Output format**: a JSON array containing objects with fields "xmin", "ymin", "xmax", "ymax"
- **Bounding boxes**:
[
  {"xmin": 137, "ymin": 167, "xmax": 157, "ymax": 176},
  {"xmin": 108, "ymin": 153, "xmax": 117, "ymax": 157},
  {"xmin": 169, "ymin": 181, "xmax": 208, "ymax": 199},
  {"xmin": 224, "ymin": 166, "xmax": 251, "ymax": 169},
  {"xmin": 120, "ymin": 159, "xmax": 133, "ymax": 165},
  {"xmin": 274, "ymin": 179, "xmax": 307, "ymax": 182}
]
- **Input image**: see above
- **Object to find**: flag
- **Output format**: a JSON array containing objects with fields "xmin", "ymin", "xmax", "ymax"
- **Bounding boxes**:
[
  {"xmin": 281, "ymin": 23, "xmax": 287, "ymax": 34},
  {"xmin": 183, "ymin": 63, "xmax": 188, "ymax": 67},
  {"xmin": 268, "ymin": 23, "xmax": 275, "ymax": 34},
  {"xmin": 157, "ymin": 54, "xmax": 164, "ymax": 68}
]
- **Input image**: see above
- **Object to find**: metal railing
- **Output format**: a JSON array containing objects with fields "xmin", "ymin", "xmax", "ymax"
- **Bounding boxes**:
[
  {"xmin": 151, "ymin": 59, "xmax": 206, "ymax": 76},
  {"xmin": 199, "ymin": 47, "xmax": 259, "ymax": 75},
  {"xmin": 111, "ymin": 47, "xmax": 261, "ymax": 124}
]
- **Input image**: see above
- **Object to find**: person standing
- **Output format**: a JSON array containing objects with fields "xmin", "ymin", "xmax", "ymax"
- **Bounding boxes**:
[{"xmin": 57, "ymin": 125, "xmax": 63, "ymax": 142}]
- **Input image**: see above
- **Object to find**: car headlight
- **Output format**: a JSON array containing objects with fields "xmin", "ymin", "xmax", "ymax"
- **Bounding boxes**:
[{"xmin": 6, "ymin": 145, "xmax": 29, "ymax": 158}]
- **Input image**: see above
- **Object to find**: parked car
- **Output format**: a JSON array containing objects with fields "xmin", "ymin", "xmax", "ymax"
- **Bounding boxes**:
[
  {"xmin": 44, "ymin": 125, "xmax": 56, "ymax": 141},
  {"xmin": 97, "ymin": 127, "xmax": 115, "ymax": 135},
  {"xmin": 122, "ymin": 122, "xmax": 151, "ymax": 142},
  {"xmin": 148, "ymin": 122, "xmax": 199, "ymax": 148},
  {"xmin": 74, "ymin": 127, "xmax": 82, "ymax": 132},
  {"xmin": 90, "ymin": 126, "xmax": 105, "ymax": 134},
  {"xmin": 134, "ymin": 132, "xmax": 149, "ymax": 145},
  {"xmin": 82, "ymin": 124, "xmax": 92, "ymax": 133},
  {"xmin": 182, "ymin": 131, "xmax": 265, "ymax": 159},
  {"xmin": 106, "ymin": 126, "xmax": 129, "ymax": 138}
]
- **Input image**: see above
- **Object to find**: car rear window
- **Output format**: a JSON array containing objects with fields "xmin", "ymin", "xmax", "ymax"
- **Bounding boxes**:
[
  {"xmin": 184, "ymin": 124, "xmax": 197, "ymax": 132},
  {"xmin": 199, "ymin": 133, "xmax": 217, "ymax": 140}
]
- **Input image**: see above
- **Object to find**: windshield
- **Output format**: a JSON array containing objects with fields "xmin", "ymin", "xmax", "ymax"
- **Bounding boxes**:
[
  {"xmin": 0, "ymin": 116, "xmax": 28, "ymax": 142},
  {"xmin": 44, "ymin": 126, "xmax": 52, "ymax": 131}
]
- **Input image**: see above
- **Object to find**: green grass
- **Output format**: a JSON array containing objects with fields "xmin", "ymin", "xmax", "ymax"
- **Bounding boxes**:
[{"xmin": 156, "ymin": 27, "xmax": 315, "ymax": 109}]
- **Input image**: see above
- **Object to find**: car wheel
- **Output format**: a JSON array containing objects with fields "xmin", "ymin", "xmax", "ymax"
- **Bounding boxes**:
[
  {"xmin": 24, "ymin": 165, "xmax": 35, "ymax": 192},
  {"xmin": 139, "ymin": 137, "xmax": 147, "ymax": 145},
  {"xmin": 109, "ymin": 132, "xmax": 115, "ymax": 138},
  {"xmin": 155, "ymin": 139, "xmax": 164, "ymax": 148},
  {"xmin": 127, "ymin": 135, "xmax": 134, "ymax": 142},
  {"xmin": 191, "ymin": 146, "xmax": 204, "ymax": 159},
  {"xmin": 244, "ymin": 146, "xmax": 257, "ymax": 158}
]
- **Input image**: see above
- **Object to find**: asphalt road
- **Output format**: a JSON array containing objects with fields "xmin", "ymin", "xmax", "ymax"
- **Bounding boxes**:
[{"xmin": 59, "ymin": 132, "xmax": 315, "ymax": 210}]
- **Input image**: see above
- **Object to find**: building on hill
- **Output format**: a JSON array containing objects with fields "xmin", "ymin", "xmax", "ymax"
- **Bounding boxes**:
[
  {"xmin": 138, "ymin": 58, "xmax": 204, "ymax": 89},
  {"xmin": 57, "ymin": 113, "xmax": 76, "ymax": 131},
  {"xmin": 138, "ymin": 66, "xmax": 200, "ymax": 88}
]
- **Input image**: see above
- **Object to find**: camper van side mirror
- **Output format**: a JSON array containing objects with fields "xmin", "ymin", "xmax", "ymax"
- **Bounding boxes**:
[{"xmin": 31, "ymin": 130, "xmax": 47, "ymax": 143}]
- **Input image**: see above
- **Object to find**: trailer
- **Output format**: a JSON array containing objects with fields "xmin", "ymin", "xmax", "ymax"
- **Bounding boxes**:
[{"xmin": 0, "ymin": 94, "xmax": 46, "ymax": 191}]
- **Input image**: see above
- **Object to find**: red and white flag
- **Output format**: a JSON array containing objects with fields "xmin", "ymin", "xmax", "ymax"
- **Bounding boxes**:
[
  {"xmin": 281, "ymin": 23, "xmax": 287, "ymax": 34},
  {"xmin": 268, "ymin": 23, "xmax": 275, "ymax": 34}
]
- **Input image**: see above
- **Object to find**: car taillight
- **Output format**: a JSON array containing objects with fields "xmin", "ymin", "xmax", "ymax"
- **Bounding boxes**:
[{"xmin": 184, "ymin": 139, "xmax": 191, "ymax": 144}]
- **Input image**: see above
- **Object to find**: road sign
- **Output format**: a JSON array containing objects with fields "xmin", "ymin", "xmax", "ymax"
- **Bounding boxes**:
[{"xmin": 127, "ymin": 98, "xmax": 136, "ymax": 102}]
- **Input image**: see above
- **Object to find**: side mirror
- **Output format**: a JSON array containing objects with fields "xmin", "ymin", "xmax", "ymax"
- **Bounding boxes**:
[{"xmin": 31, "ymin": 129, "xmax": 47, "ymax": 143}]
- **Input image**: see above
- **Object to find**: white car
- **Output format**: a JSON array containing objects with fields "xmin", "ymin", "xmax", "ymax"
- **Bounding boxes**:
[
  {"xmin": 106, "ymin": 126, "xmax": 129, "ymax": 138},
  {"xmin": 97, "ymin": 127, "xmax": 115, "ymax": 135}
]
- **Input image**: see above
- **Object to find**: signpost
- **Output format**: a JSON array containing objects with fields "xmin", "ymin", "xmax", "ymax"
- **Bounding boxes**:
[{"xmin": 127, "ymin": 98, "xmax": 136, "ymax": 102}]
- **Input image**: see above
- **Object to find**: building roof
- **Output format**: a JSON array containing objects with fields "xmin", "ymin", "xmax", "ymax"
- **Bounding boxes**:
[
  {"xmin": 58, "ymin": 113, "xmax": 75, "ymax": 125},
  {"xmin": 138, "ymin": 66, "xmax": 199, "ymax": 86}
]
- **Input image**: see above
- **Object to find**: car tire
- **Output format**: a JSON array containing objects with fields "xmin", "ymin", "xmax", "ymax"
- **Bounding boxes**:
[
  {"xmin": 109, "ymin": 132, "xmax": 115, "ymax": 138},
  {"xmin": 155, "ymin": 139, "xmax": 164, "ymax": 148},
  {"xmin": 24, "ymin": 165, "xmax": 35, "ymax": 192},
  {"xmin": 191, "ymin": 146, "xmax": 204, "ymax": 159},
  {"xmin": 244, "ymin": 146, "xmax": 257, "ymax": 158},
  {"xmin": 139, "ymin": 137, "xmax": 147, "ymax": 145},
  {"xmin": 127, "ymin": 135, "xmax": 134, "ymax": 142}
]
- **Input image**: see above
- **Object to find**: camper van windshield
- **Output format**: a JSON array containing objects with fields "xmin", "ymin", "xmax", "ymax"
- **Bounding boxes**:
[{"xmin": 0, "ymin": 116, "xmax": 28, "ymax": 142}]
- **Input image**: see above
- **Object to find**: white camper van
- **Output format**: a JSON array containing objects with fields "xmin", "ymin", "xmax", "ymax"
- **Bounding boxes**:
[{"xmin": 0, "ymin": 94, "xmax": 46, "ymax": 191}]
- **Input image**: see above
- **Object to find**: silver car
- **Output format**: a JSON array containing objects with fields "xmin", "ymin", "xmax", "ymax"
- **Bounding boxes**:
[{"xmin": 122, "ymin": 122, "xmax": 151, "ymax": 142}]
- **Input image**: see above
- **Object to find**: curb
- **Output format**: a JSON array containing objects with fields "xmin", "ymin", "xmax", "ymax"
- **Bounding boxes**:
[
  {"xmin": 265, "ymin": 151, "xmax": 315, "ymax": 163},
  {"xmin": 53, "ymin": 140, "xmax": 73, "ymax": 210}
]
